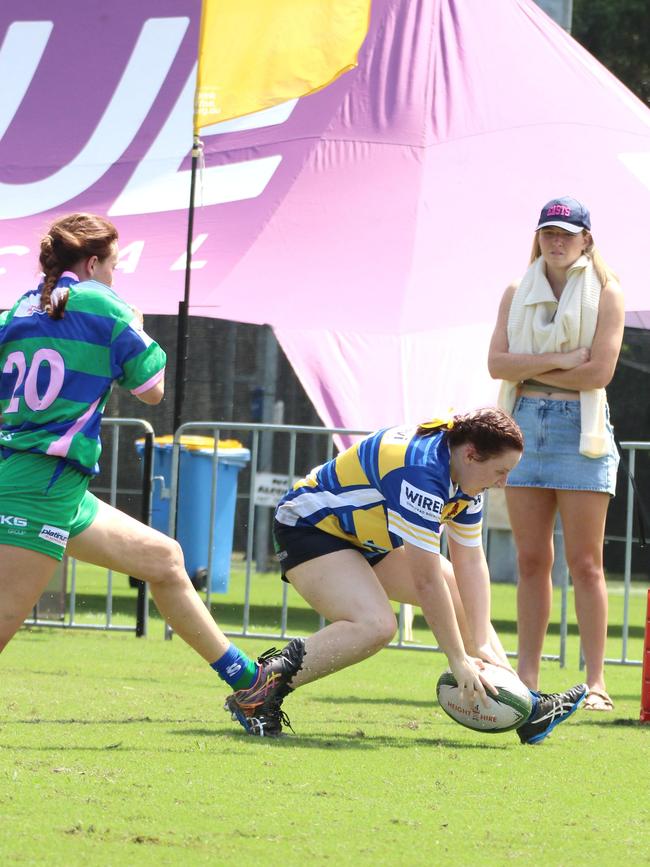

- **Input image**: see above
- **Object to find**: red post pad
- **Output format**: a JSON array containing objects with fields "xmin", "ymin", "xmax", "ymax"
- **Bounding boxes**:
[{"xmin": 641, "ymin": 589, "xmax": 650, "ymax": 724}]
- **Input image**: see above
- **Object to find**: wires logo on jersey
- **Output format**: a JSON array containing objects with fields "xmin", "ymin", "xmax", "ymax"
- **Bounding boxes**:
[{"xmin": 399, "ymin": 481, "xmax": 444, "ymax": 523}]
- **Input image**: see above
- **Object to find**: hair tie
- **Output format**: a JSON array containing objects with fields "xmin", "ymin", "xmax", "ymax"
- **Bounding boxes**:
[
  {"xmin": 419, "ymin": 415, "xmax": 455, "ymax": 432},
  {"xmin": 50, "ymin": 286, "xmax": 68, "ymax": 307}
]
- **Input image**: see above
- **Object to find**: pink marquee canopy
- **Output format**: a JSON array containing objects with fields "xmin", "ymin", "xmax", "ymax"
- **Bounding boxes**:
[{"xmin": 1, "ymin": 0, "xmax": 649, "ymax": 430}]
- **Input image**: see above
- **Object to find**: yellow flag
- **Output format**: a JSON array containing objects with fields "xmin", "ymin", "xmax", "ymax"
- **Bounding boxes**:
[{"xmin": 194, "ymin": 0, "xmax": 372, "ymax": 132}]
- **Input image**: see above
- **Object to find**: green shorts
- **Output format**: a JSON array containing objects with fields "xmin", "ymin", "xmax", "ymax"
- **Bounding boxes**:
[{"xmin": 0, "ymin": 451, "xmax": 99, "ymax": 560}]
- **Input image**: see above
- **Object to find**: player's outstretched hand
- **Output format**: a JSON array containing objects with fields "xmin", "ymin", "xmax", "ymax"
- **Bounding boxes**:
[
  {"xmin": 450, "ymin": 655, "xmax": 498, "ymax": 707},
  {"xmin": 475, "ymin": 643, "xmax": 516, "ymax": 673}
]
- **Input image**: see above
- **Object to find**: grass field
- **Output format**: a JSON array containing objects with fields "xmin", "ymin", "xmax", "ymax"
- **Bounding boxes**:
[{"xmin": 2, "ymin": 568, "xmax": 649, "ymax": 865}]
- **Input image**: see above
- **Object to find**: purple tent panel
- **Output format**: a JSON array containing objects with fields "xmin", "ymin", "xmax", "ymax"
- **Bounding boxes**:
[{"xmin": 1, "ymin": 0, "xmax": 649, "ymax": 430}]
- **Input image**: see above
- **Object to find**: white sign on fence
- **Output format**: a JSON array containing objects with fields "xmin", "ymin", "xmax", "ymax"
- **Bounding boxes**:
[{"xmin": 254, "ymin": 472, "xmax": 291, "ymax": 507}]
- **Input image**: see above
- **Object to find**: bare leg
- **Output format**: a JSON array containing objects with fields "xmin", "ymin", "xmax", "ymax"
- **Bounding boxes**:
[
  {"xmin": 0, "ymin": 546, "xmax": 59, "ymax": 652},
  {"xmin": 374, "ymin": 546, "xmax": 509, "ymax": 665},
  {"xmin": 67, "ymin": 499, "xmax": 230, "ymax": 662},
  {"xmin": 285, "ymin": 549, "xmax": 397, "ymax": 689},
  {"xmin": 506, "ymin": 487, "xmax": 558, "ymax": 690},
  {"xmin": 558, "ymin": 490, "xmax": 610, "ymax": 695},
  {"xmin": 374, "ymin": 547, "xmax": 473, "ymax": 645}
]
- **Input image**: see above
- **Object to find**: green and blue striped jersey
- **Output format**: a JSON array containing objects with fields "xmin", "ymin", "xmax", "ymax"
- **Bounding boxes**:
[{"xmin": 0, "ymin": 273, "xmax": 166, "ymax": 474}]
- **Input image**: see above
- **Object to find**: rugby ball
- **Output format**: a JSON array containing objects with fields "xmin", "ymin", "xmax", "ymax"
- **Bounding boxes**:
[{"xmin": 436, "ymin": 664, "xmax": 533, "ymax": 733}]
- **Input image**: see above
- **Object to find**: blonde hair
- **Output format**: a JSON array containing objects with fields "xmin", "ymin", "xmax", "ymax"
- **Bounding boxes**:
[{"xmin": 529, "ymin": 229, "xmax": 616, "ymax": 287}]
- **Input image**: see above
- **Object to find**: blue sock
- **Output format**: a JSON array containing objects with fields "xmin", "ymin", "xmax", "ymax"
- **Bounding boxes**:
[
  {"xmin": 527, "ymin": 690, "xmax": 539, "ymax": 716},
  {"xmin": 210, "ymin": 644, "xmax": 257, "ymax": 690}
]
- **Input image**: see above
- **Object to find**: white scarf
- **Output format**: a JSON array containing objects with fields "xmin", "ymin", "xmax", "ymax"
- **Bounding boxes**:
[{"xmin": 497, "ymin": 255, "xmax": 609, "ymax": 458}]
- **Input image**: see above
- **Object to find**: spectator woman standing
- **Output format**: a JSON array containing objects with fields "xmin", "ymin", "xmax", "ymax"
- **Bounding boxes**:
[{"xmin": 488, "ymin": 196, "xmax": 624, "ymax": 711}]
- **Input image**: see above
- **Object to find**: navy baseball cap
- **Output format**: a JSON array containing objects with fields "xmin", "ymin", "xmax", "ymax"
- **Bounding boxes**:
[{"xmin": 535, "ymin": 196, "xmax": 591, "ymax": 234}]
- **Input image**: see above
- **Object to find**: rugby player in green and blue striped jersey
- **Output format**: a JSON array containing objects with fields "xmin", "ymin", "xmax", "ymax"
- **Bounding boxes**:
[{"xmin": 0, "ymin": 213, "xmax": 259, "ymax": 701}]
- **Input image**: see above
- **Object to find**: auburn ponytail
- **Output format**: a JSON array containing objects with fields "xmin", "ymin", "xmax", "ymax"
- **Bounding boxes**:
[
  {"xmin": 38, "ymin": 213, "xmax": 118, "ymax": 319},
  {"xmin": 418, "ymin": 407, "xmax": 523, "ymax": 459}
]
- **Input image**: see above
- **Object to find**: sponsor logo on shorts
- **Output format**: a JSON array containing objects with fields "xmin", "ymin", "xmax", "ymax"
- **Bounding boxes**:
[
  {"xmin": 276, "ymin": 549, "xmax": 288, "ymax": 561},
  {"xmin": 38, "ymin": 524, "xmax": 69, "ymax": 548},
  {"xmin": 399, "ymin": 481, "xmax": 444, "ymax": 522},
  {"xmin": 0, "ymin": 514, "xmax": 28, "ymax": 527}
]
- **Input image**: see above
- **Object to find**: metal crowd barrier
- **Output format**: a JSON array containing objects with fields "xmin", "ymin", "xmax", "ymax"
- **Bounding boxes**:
[
  {"xmin": 24, "ymin": 418, "xmax": 155, "ymax": 635},
  {"xmin": 613, "ymin": 441, "xmax": 649, "ymax": 667},
  {"xmin": 164, "ymin": 423, "xmax": 647, "ymax": 668},
  {"xmin": 24, "ymin": 420, "xmax": 647, "ymax": 669},
  {"xmin": 163, "ymin": 421, "xmax": 372, "ymax": 643}
]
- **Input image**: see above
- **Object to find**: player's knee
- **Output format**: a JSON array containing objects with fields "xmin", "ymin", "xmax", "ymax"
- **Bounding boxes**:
[
  {"xmin": 361, "ymin": 610, "xmax": 397, "ymax": 648},
  {"xmin": 516, "ymin": 548, "xmax": 553, "ymax": 580},
  {"xmin": 378, "ymin": 612, "xmax": 398, "ymax": 645},
  {"xmin": 156, "ymin": 537, "xmax": 186, "ymax": 583},
  {"xmin": 566, "ymin": 556, "xmax": 602, "ymax": 588}
]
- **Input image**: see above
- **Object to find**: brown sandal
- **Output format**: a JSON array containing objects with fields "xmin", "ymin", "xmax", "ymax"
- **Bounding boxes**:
[{"xmin": 583, "ymin": 688, "xmax": 614, "ymax": 712}]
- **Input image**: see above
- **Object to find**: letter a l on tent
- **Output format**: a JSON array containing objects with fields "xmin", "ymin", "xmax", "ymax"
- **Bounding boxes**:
[{"xmin": 0, "ymin": 0, "xmax": 648, "ymax": 431}]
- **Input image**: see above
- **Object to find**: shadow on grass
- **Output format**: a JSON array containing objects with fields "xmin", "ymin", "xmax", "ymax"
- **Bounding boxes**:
[
  {"xmin": 179, "ymin": 728, "xmax": 511, "ymax": 751},
  {"xmin": 577, "ymin": 716, "xmax": 650, "ymax": 729},
  {"xmin": 309, "ymin": 694, "xmax": 432, "ymax": 709},
  {"xmin": 1, "ymin": 721, "xmax": 512, "ymax": 752},
  {"xmin": 3, "ymin": 716, "xmax": 199, "ymax": 725},
  {"xmin": 0, "ymin": 734, "xmax": 511, "ymax": 753}
]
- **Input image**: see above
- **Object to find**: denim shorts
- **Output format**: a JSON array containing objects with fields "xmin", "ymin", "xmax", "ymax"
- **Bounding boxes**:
[{"xmin": 506, "ymin": 397, "xmax": 619, "ymax": 495}]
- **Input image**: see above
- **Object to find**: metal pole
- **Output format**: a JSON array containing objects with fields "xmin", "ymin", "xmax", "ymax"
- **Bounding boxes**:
[
  {"xmin": 105, "ymin": 426, "xmax": 120, "ymax": 628},
  {"xmin": 204, "ymin": 427, "xmax": 221, "ymax": 612},
  {"xmin": 622, "ymin": 448, "xmax": 636, "ymax": 662},
  {"xmin": 222, "ymin": 321, "xmax": 237, "ymax": 434},
  {"xmin": 280, "ymin": 430, "xmax": 298, "ymax": 638},
  {"xmin": 243, "ymin": 430, "xmax": 260, "ymax": 634},
  {"xmin": 169, "ymin": 135, "xmax": 199, "ymax": 636},
  {"xmin": 559, "ymin": 564, "xmax": 569, "ymax": 668},
  {"xmin": 164, "ymin": 434, "xmax": 183, "ymax": 641},
  {"xmin": 134, "ymin": 431, "xmax": 154, "ymax": 637},
  {"xmin": 254, "ymin": 327, "xmax": 279, "ymax": 572},
  {"xmin": 173, "ymin": 135, "xmax": 202, "ymax": 433}
]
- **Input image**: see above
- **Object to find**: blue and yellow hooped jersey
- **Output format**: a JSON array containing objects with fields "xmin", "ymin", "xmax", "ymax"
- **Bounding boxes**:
[{"xmin": 275, "ymin": 426, "xmax": 483, "ymax": 555}]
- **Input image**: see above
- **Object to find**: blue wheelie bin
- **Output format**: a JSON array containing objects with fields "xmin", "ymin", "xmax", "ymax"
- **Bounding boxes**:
[{"xmin": 136, "ymin": 435, "xmax": 250, "ymax": 592}]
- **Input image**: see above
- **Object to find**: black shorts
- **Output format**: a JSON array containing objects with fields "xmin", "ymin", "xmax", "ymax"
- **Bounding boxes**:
[{"xmin": 273, "ymin": 520, "xmax": 391, "ymax": 579}]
